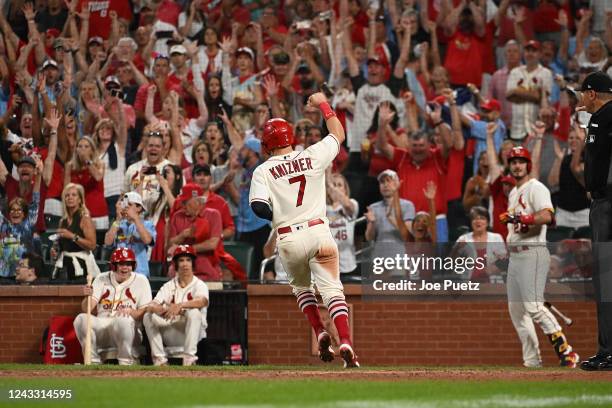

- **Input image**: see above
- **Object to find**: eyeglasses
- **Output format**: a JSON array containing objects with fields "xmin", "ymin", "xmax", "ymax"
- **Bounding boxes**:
[
  {"xmin": 9, "ymin": 208, "xmax": 23, "ymax": 213},
  {"xmin": 148, "ymin": 131, "xmax": 163, "ymax": 137}
]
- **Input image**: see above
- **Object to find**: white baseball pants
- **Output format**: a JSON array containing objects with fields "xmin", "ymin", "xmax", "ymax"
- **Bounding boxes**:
[
  {"xmin": 73, "ymin": 313, "xmax": 141, "ymax": 365},
  {"xmin": 507, "ymin": 246, "xmax": 562, "ymax": 366},
  {"xmin": 276, "ymin": 223, "xmax": 344, "ymax": 305},
  {"xmin": 143, "ymin": 309, "xmax": 202, "ymax": 363}
]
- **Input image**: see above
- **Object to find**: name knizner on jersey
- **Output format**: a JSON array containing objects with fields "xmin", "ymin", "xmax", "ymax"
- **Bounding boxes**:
[{"xmin": 372, "ymin": 280, "xmax": 481, "ymax": 291}]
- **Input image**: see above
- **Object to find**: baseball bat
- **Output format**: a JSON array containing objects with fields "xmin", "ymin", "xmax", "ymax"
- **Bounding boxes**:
[
  {"xmin": 544, "ymin": 301, "xmax": 573, "ymax": 326},
  {"xmin": 84, "ymin": 274, "xmax": 93, "ymax": 365}
]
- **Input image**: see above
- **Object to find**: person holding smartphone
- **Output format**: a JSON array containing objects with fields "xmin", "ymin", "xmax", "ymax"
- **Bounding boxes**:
[{"xmin": 124, "ymin": 131, "xmax": 172, "ymax": 215}]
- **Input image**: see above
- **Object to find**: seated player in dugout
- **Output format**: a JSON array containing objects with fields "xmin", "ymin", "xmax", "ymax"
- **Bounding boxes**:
[
  {"xmin": 144, "ymin": 245, "xmax": 209, "ymax": 367},
  {"xmin": 74, "ymin": 248, "xmax": 152, "ymax": 365}
]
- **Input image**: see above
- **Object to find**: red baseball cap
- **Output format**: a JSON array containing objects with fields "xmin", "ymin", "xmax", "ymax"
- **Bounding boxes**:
[
  {"xmin": 480, "ymin": 98, "xmax": 501, "ymax": 112},
  {"xmin": 178, "ymin": 183, "xmax": 204, "ymax": 202},
  {"xmin": 525, "ymin": 40, "xmax": 540, "ymax": 50}
]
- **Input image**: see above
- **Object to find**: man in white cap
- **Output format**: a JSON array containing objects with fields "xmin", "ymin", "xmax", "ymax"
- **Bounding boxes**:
[
  {"xmin": 169, "ymin": 45, "xmax": 190, "ymax": 80},
  {"xmin": 104, "ymin": 191, "xmax": 156, "ymax": 277}
]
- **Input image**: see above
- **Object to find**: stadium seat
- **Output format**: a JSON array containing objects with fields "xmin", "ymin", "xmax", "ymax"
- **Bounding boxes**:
[
  {"xmin": 149, "ymin": 261, "xmax": 164, "ymax": 277},
  {"xmin": 45, "ymin": 215, "xmax": 61, "ymax": 230},
  {"xmin": 454, "ymin": 226, "xmax": 471, "ymax": 241},
  {"xmin": 224, "ymin": 241, "xmax": 255, "ymax": 280},
  {"xmin": 100, "ymin": 246, "xmax": 114, "ymax": 262},
  {"xmin": 546, "ymin": 226, "xmax": 574, "ymax": 242},
  {"xmin": 95, "ymin": 230, "xmax": 107, "ymax": 246}
]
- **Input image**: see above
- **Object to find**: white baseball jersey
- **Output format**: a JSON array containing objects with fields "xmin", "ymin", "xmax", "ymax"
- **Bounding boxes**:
[
  {"xmin": 91, "ymin": 272, "xmax": 152, "ymax": 318},
  {"xmin": 327, "ymin": 200, "xmax": 359, "ymax": 273},
  {"xmin": 506, "ymin": 178, "xmax": 554, "ymax": 244},
  {"xmin": 153, "ymin": 276, "xmax": 210, "ymax": 339},
  {"xmin": 249, "ymin": 135, "xmax": 340, "ymax": 229}
]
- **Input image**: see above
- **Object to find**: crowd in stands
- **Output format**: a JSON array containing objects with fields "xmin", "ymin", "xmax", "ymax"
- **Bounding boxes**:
[{"xmin": 0, "ymin": 0, "xmax": 600, "ymax": 285}]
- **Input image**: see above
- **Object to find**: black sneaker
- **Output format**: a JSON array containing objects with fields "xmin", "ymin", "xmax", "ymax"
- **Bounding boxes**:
[{"xmin": 579, "ymin": 353, "xmax": 612, "ymax": 371}]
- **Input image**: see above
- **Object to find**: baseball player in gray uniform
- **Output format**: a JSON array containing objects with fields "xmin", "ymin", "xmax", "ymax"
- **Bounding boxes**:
[
  {"xmin": 501, "ymin": 146, "xmax": 579, "ymax": 367},
  {"xmin": 249, "ymin": 92, "xmax": 359, "ymax": 368}
]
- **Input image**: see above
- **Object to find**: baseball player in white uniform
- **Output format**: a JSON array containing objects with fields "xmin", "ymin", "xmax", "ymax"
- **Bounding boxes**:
[
  {"xmin": 144, "ymin": 245, "xmax": 209, "ymax": 366},
  {"xmin": 501, "ymin": 146, "xmax": 579, "ymax": 368},
  {"xmin": 74, "ymin": 248, "xmax": 152, "ymax": 365},
  {"xmin": 249, "ymin": 92, "xmax": 359, "ymax": 368}
]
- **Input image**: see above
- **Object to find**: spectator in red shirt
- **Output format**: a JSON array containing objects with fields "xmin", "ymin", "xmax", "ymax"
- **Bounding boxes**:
[
  {"xmin": 260, "ymin": 6, "xmax": 288, "ymax": 49},
  {"xmin": 212, "ymin": 0, "xmax": 251, "ymax": 37},
  {"xmin": 64, "ymin": 136, "xmax": 109, "ymax": 229},
  {"xmin": 192, "ymin": 163, "xmax": 247, "ymax": 282},
  {"xmin": 443, "ymin": 1, "xmax": 486, "ymax": 87},
  {"xmin": 167, "ymin": 183, "xmax": 223, "ymax": 281},
  {"xmin": 78, "ymin": 0, "xmax": 132, "ymax": 40},
  {"xmin": 134, "ymin": 56, "xmax": 182, "ymax": 120},
  {"xmin": 376, "ymin": 121, "xmax": 453, "ymax": 242}
]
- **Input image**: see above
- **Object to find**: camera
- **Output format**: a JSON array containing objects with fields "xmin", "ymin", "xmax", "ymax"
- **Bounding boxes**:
[
  {"xmin": 155, "ymin": 30, "xmax": 174, "ymax": 39},
  {"xmin": 143, "ymin": 166, "xmax": 158, "ymax": 175},
  {"xmin": 110, "ymin": 88, "xmax": 124, "ymax": 99}
]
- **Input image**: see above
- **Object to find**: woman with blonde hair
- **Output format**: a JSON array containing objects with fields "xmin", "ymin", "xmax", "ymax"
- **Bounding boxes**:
[
  {"xmin": 92, "ymin": 111, "xmax": 127, "ymax": 220},
  {"xmin": 53, "ymin": 183, "xmax": 99, "ymax": 281},
  {"xmin": 64, "ymin": 136, "xmax": 108, "ymax": 229}
]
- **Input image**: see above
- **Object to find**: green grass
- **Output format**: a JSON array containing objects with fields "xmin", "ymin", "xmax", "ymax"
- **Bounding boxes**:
[{"xmin": 0, "ymin": 366, "xmax": 611, "ymax": 408}]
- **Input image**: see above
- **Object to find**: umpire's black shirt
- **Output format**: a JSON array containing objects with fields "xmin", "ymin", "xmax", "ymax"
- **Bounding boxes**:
[{"xmin": 585, "ymin": 100, "xmax": 612, "ymax": 198}]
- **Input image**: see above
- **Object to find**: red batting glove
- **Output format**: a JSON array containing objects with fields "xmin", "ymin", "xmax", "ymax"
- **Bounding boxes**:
[{"xmin": 519, "ymin": 214, "xmax": 535, "ymax": 225}]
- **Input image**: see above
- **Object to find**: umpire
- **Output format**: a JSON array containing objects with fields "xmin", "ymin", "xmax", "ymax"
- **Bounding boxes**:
[{"xmin": 580, "ymin": 71, "xmax": 612, "ymax": 371}]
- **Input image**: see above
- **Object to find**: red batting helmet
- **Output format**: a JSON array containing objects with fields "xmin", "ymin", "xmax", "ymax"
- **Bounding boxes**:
[
  {"xmin": 172, "ymin": 244, "xmax": 196, "ymax": 262},
  {"xmin": 110, "ymin": 247, "xmax": 136, "ymax": 271},
  {"xmin": 508, "ymin": 146, "xmax": 532, "ymax": 172},
  {"xmin": 262, "ymin": 118, "xmax": 294, "ymax": 153}
]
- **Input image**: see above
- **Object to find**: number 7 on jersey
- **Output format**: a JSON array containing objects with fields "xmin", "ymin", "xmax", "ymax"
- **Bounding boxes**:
[{"xmin": 288, "ymin": 175, "xmax": 306, "ymax": 207}]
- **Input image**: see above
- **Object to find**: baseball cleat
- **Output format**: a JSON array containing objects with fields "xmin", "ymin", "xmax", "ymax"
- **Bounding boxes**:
[
  {"xmin": 560, "ymin": 352, "xmax": 580, "ymax": 368},
  {"xmin": 152, "ymin": 357, "xmax": 168, "ymax": 366},
  {"xmin": 317, "ymin": 331, "xmax": 334, "ymax": 362},
  {"xmin": 183, "ymin": 355, "xmax": 198, "ymax": 366},
  {"xmin": 339, "ymin": 344, "xmax": 360, "ymax": 368},
  {"xmin": 579, "ymin": 354, "xmax": 612, "ymax": 371}
]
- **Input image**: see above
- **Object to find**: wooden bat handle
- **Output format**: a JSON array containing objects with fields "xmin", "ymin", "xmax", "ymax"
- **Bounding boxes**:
[
  {"xmin": 544, "ymin": 301, "xmax": 573, "ymax": 326},
  {"xmin": 84, "ymin": 274, "xmax": 93, "ymax": 365}
]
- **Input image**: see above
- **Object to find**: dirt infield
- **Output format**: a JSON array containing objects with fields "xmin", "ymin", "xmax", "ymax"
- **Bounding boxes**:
[{"xmin": 2, "ymin": 367, "xmax": 612, "ymax": 382}]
